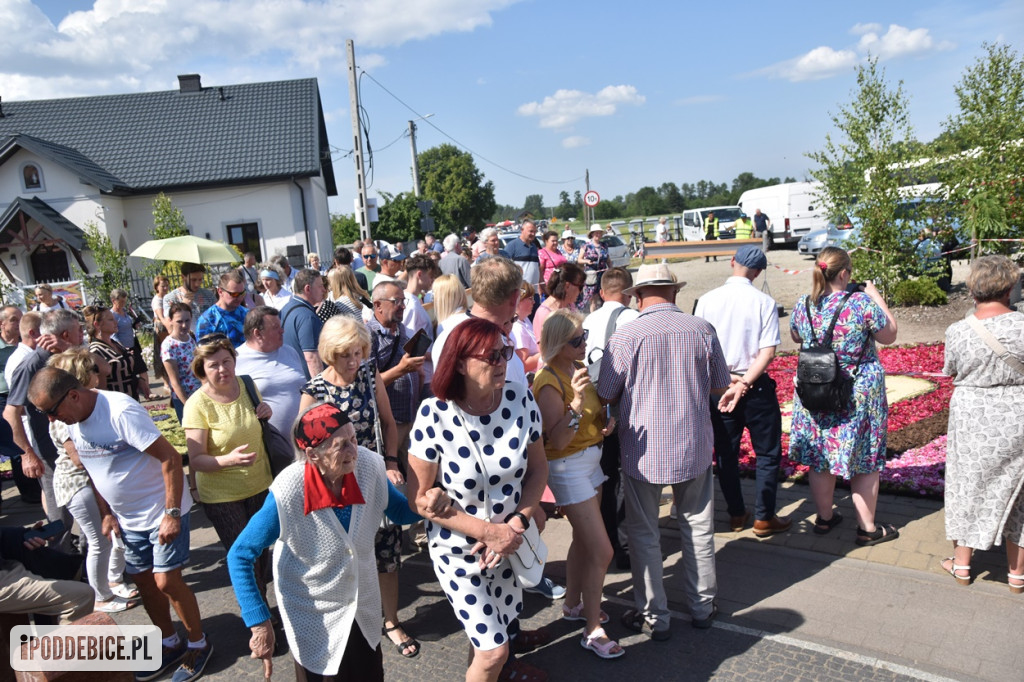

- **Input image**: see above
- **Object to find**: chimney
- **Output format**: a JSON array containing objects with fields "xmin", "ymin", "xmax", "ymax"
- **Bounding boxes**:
[
  {"xmin": 177, "ymin": 74, "xmax": 202, "ymax": 93},
  {"xmin": 0, "ymin": 96, "xmax": 4, "ymax": 118}
]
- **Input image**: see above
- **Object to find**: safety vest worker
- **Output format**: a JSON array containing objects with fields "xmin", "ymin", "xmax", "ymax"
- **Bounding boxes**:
[
  {"xmin": 734, "ymin": 216, "xmax": 753, "ymax": 239},
  {"xmin": 704, "ymin": 214, "xmax": 719, "ymax": 240}
]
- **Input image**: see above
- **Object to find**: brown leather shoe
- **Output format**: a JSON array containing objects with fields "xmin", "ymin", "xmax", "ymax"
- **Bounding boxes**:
[
  {"xmin": 729, "ymin": 512, "xmax": 751, "ymax": 532},
  {"xmin": 753, "ymin": 516, "xmax": 793, "ymax": 537}
]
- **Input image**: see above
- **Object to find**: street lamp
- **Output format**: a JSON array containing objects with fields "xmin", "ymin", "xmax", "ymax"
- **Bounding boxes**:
[{"xmin": 408, "ymin": 113, "xmax": 434, "ymax": 197}]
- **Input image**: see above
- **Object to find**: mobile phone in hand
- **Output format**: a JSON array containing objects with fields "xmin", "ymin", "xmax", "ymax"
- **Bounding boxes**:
[
  {"xmin": 403, "ymin": 328, "xmax": 431, "ymax": 358},
  {"xmin": 24, "ymin": 519, "xmax": 65, "ymax": 541}
]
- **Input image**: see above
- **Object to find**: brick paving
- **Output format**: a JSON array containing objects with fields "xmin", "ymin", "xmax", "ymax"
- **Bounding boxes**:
[{"xmin": 3, "ymin": 473, "xmax": 1019, "ymax": 681}]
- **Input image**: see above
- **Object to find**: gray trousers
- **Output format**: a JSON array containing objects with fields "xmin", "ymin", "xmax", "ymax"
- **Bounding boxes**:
[{"xmin": 622, "ymin": 465, "xmax": 717, "ymax": 628}]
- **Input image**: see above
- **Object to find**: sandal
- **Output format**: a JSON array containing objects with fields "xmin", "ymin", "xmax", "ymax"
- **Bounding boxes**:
[
  {"xmin": 562, "ymin": 602, "xmax": 609, "ymax": 624},
  {"xmin": 940, "ymin": 557, "xmax": 971, "ymax": 586},
  {"xmin": 499, "ymin": 658, "xmax": 548, "ymax": 682},
  {"xmin": 382, "ymin": 623, "xmax": 420, "ymax": 658},
  {"xmin": 580, "ymin": 627, "xmax": 624, "ymax": 660},
  {"xmin": 812, "ymin": 512, "xmax": 843, "ymax": 535},
  {"xmin": 110, "ymin": 583, "xmax": 139, "ymax": 600},
  {"xmin": 1008, "ymin": 572, "xmax": 1024, "ymax": 595},
  {"xmin": 94, "ymin": 597, "xmax": 139, "ymax": 613},
  {"xmin": 510, "ymin": 627, "xmax": 552, "ymax": 654},
  {"xmin": 855, "ymin": 523, "xmax": 899, "ymax": 546}
]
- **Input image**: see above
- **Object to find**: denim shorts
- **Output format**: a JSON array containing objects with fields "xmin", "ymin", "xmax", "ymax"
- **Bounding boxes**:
[
  {"xmin": 121, "ymin": 512, "xmax": 191, "ymax": 574},
  {"xmin": 547, "ymin": 445, "xmax": 606, "ymax": 506}
]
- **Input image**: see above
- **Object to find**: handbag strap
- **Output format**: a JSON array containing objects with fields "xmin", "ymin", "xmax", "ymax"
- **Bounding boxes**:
[
  {"xmin": 966, "ymin": 314, "xmax": 1024, "ymax": 375},
  {"xmin": 805, "ymin": 292, "xmax": 853, "ymax": 347},
  {"xmin": 239, "ymin": 374, "xmax": 262, "ymax": 417},
  {"xmin": 363, "ymin": 363, "xmax": 387, "ymax": 456}
]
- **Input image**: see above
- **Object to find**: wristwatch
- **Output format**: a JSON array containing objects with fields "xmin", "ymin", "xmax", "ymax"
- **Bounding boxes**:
[
  {"xmin": 567, "ymin": 408, "xmax": 581, "ymax": 430},
  {"xmin": 164, "ymin": 507, "xmax": 181, "ymax": 519}
]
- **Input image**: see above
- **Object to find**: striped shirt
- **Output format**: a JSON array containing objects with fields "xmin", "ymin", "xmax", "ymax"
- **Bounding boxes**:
[{"xmin": 597, "ymin": 303, "xmax": 731, "ymax": 484}]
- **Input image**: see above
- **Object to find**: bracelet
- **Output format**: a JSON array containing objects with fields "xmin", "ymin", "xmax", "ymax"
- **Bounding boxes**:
[
  {"xmin": 383, "ymin": 455, "xmax": 400, "ymax": 463},
  {"xmin": 505, "ymin": 511, "xmax": 530, "ymax": 530}
]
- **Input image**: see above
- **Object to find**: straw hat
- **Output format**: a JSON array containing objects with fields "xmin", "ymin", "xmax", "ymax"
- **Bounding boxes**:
[{"xmin": 622, "ymin": 263, "xmax": 686, "ymax": 296}]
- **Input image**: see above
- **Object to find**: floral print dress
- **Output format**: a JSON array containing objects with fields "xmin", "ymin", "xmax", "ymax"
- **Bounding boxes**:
[
  {"xmin": 300, "ymin": 362, "xmax": 379, "ymax": 452},
  {"xmin": 579, "ymin": 241, "xmax": 608, "ymax": 311},
  {"xmin": 788, "ymin": 291, "xmax": 888, "ymax": 478}
]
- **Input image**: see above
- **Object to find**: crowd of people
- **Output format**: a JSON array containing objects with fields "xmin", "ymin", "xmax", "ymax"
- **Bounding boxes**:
[{"xmin": 1, "ymin": 223, "xmax": 1022, "ymax": 682}]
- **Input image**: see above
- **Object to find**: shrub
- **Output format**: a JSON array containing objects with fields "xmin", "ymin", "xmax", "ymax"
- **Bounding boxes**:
[{"xmin": 891, "ymin": 277, "xmax": 947, "ymax": 306}]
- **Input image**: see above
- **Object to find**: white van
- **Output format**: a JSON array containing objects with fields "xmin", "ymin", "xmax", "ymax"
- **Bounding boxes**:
[
  {"xmin": 680, "ymin": 206, "xmax": 744, "ymax": 241},
  {"xmin": 737, "ymin": 181, "xmax": 828, "ymax": 246}
]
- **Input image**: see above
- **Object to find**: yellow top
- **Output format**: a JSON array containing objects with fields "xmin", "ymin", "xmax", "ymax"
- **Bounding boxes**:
[
  {"xmin": 182, "ymin": 377, "xmax": 272, "ymax": 503},
  {"xmin": 533, "ymin": 362, "xmax": 605, "ymax": 461}
]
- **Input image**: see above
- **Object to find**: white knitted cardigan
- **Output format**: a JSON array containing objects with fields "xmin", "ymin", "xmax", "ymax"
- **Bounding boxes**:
[{"xmin": 270, "ymin": 448, "xmax": 386, "ymax": 675}]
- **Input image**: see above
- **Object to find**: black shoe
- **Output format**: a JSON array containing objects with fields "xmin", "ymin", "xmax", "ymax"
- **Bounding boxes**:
[{"xmin": 691, "ymin": 603, "xmax": 718, "ymax": 630}]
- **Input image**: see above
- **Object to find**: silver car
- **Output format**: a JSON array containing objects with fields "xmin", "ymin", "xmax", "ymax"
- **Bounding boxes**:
[{"xmin": 797, "ymin": 229, "xmax": 829, "ymax": 256}]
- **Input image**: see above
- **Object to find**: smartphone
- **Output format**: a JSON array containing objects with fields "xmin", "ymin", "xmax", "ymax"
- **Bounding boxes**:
[
  {"xmin": 845, "ymin": 281, "xmax": 866, "ymax": 294},
  {"xmin": 403, "ymin": 328, "xmax": 431, "ymax": 358},
  {"xmin": 24, "ymin": 519, "xmax": 66, "ymax": 541}
]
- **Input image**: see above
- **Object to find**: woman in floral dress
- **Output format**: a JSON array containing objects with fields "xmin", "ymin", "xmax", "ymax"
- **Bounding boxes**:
[
  {"xmin": 296, "ymin": 316, "xmax": 420, "ymax": 658},
  {"xmin": 577, "ymin": 225, "xmax": 609, "ymax": 311},
  {"xmin": 942, "ymin": 255, "xmax": 1024, "ymax": 593},
  {"xmin": 788, "ymin": 247, "xmax": 899, "ymax": 546}
]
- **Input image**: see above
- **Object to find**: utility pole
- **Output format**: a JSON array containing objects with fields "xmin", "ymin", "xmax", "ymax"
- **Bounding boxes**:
[
  {"xmin": 584, "ymin": 169, "xmax": 591, "ymax": 226},
  {"xmin": 409, "ymin": 120, "xmax": 421, "ymax": 197},
  {"xmin": 346, "ymin": 40, "xmax": 371, "ymax": 242}
]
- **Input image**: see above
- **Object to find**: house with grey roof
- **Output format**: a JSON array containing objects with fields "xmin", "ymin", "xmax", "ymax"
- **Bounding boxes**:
[{"xmin": 0, "ymin": 74, "xmax": 337, "ymax": 288}]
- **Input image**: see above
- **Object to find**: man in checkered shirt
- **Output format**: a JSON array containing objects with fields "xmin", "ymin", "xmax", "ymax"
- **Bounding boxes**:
[{"xmin": 598, "ymin": 264, "xmax": 742, "ymax": 639}]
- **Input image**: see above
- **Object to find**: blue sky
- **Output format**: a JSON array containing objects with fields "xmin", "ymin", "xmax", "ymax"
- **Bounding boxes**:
[{"xmin": 4, "ymin": 1, "xmax": 1022, "ymax": 216}]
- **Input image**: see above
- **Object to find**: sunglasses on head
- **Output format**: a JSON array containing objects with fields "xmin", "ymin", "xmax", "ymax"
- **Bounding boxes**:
[
  {"xmin": 568, "ymin": 329, "xmax": 589, "ymax": 348},
  {"xmin": 472, "ymin": 345, "xmax": 514, "ymax": 365},
  {"xmin": 198, "ymin": 333, "xmax": 229, "ymax": 346}
]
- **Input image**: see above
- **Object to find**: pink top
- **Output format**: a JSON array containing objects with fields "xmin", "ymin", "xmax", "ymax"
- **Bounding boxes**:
[{"xmin": 538, "ymin": 248, "xmax": 567, "ymax": 284}]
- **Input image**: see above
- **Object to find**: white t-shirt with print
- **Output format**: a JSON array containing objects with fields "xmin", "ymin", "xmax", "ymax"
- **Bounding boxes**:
[{"xmin": 69, "ymin": 391, "xmax": 192, "ymax": 531}]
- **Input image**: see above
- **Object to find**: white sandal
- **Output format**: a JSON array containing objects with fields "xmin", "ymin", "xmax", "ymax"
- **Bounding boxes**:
[
  {"xmin": 580, "ymin": 627, "xmax": 624, "ymax": 660},
  {"xmin": 1009, "ymin": 571, "xmax": 1024, "ymax": 594},
  {"xmin": 941, "ymin": 557, "xmax": 971, "ymax": 586}
]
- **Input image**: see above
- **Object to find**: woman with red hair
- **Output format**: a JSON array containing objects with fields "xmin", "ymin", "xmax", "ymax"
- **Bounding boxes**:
[{"xmin": 406, "ymin": 318, "xmax": 548, "ymax": 682}]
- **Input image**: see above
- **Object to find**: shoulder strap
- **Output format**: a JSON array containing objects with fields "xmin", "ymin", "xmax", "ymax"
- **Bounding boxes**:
[
  {"xmin": 806, "ymin": 292, "xmax": 853, "ymax": 346},
  {"xmin": 966, "ymin": 314, "xmax": 1024, "ymax": 375},
  {"xmin": 239, "ymin": 374, "xmax": 261, "ymax": 414},
  {"xmin": 604, "ymin": 305, "xmax": 627, "ymax": 345}
]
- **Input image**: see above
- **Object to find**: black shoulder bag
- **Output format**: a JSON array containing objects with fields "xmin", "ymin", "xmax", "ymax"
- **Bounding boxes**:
[
  {"xmin": 239, "ymin": 374, "xmax": 294, "ymax": 476},
  {"xmin": 795, "ymin": 293, "xmax": 869, "ymax": 413}
]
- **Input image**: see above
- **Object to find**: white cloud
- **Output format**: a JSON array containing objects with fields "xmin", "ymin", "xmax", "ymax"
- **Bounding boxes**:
[
  {"xmin": 0, "ymin": 0, "xmax": 519, "ymax": 99},
  {"xmin": 561, "ymin": 136, "xmax": 590, "ymax": 149},
  {"xmin": 674, "ymin": 94, "xmax": 725, "ymax": 106},
  {"xmin": 517, "ymin": 85, "xmax": 645, "ymax": 130},
  {"xmin": 758, "ymin": 23, "xmax": 955, "ymax": 83}
]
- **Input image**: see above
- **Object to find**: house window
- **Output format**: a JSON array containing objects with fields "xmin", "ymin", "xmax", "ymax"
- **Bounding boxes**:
[
  {"xmin": 30, "ymin": 245, "xmax": 70, "ymax": 283},
  {"xmin": 21, "ymin": 164, "xmax": 44, "ymax": 192},
  {"xmin": 227, "ymin": 222, "xmax": 261, "ymax": 261}
]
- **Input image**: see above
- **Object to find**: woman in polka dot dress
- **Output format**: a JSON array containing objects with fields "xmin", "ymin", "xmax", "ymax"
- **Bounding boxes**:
[{"xmin": 407, "ymin": 318, "xmax": 549, "ymax": 682}]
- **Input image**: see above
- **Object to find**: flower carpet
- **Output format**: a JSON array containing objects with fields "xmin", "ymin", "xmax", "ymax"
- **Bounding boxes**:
[{"xmin": 737, "ymin": 342, "xmax": 951, "ymax": 498}]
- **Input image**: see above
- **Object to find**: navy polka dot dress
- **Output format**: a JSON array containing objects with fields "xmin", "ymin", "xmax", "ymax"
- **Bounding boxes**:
[{"xmin": 410, "ymin": 382, "xmax": 542, "ymax": 651}]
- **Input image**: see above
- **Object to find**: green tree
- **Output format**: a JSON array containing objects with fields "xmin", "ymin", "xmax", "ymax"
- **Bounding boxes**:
[
  {"xmin": 625, "ymin": 187, "xmax": 666, "ymax": 217},
  {"xmin": 375, "ymin": 191, "xmax": 423, "ymax": 243},
  {"xmin": 75, "ymin": 221, "xmax": 131, "ymax": 304},
  {"xmin": 657, "ymin": 182, "xmax": 684, "ymax": 212},
  {"xmin": 145, "ymin": 193, "xmax": 191, "ymax": 280},
  {"xmin": 330, "ymin": 212, "xmax": 360, "ymax": 247},
  {"xmin": 418, "ymin": 144, "xmax": 496, "ymax": 233},
  {"xmin": 937, "ymin": 42, "xmax": 1024, "ymax": 255},
  {"xmin": 522, "ymin": 194, "xmax": 545, "ymax": 218},
  {"xmin": 807, "ymin": 58, "xmax": 920, "ymax": 294},
  {"xmin": 555, "ymin": 191, "xmax": 574, "ymax": 219}
]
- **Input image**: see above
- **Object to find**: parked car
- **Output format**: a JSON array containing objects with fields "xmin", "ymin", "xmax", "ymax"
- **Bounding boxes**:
[{"xmin": 797, "ymin": 229, "xmax": 829, "ymax": 256}]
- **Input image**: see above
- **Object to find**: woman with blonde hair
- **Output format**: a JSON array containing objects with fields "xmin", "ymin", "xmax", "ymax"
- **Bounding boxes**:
[
  {"xmin": 431, "ymin": 274, "xmax": 468, "ymax": 334},
  {"xmin": 534, "ymin": 309, "xmax": 622, "ymax": 659},
  {"xmin": 297, "ymin": 316, "xmax": 419, "ymax": 658},
  {"xmin": 183, "ymin": 334, "xmax": 274, "ymax": 591},
  {"xmin": 788, "ymin": 246, "xmax": 899, "ymax": 545},
  {"xmin": 47, "ymin": 348, "xmax": 139, "ymax": 613},
  {"xmin": 942, "ymin": 255, "xmax": 1024, "ymax": 592},
  {"xmin": 327, "ymin": 265, "xmax": 369, "ymax": 320}
]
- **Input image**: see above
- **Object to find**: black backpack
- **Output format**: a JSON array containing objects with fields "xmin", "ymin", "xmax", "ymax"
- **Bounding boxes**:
[{"xmin": 795, "ymin": 293, "xmax": 867, "ymax": 413}]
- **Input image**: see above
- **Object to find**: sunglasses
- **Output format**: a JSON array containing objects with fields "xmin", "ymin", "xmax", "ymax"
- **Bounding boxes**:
[
  {"xmin": 378, "ymin": 297, "xmax": 406, "ymax": 307},
  {"xmin": 43, "ymin": 389, "xmax": 73, "ymax": 417},
  {"xmin": 219, "ymin": 288, "xmax": 246, "ymax": 299},
  {"xmin": 472, "ymin": 345, "xmax": 514, "ymax": 366},
  {"xmin": 363, "ymin": 254, "xmax": 378, "ymax": 260},
  {"xmin": 198, "ymin": 332, "xmax": 229, "ymax": 346},
  {"xmin": 568, "ymin": 329, "xmax": 589, "ymax": 348}
]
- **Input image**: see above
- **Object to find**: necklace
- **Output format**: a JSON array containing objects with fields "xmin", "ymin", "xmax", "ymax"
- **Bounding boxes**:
[{"xmin": 459, "ymin": 388, "xmax": 499, "ymax": 416}]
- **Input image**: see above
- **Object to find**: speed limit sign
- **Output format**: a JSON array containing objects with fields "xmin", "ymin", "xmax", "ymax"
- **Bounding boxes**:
[{"xmin": 583, "ymin": 190, "xmax": 600, "ymax": 207}]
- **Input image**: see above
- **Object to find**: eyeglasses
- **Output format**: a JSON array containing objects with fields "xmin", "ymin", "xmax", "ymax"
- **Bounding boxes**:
[
  {"xmin": 472, "ymin": 345, "xmax": 514, "ymax": 365},
  {"xmin": 219, "ymin": 288, "xmax": 246, "ymax": 299},
  {"xmin": 198, "ymin": 333, "xmax": 229, "ymax": 346},
  {"xmin": 363, "ymin": 254, "xmax": 378, "ymax": 260},
  {"xmin": 568, "ymin": 329, "xmax": 589, "ymax": 348},
  {"xmin": 90, "ymin": 364, "xmax": 100, "ymax": 374},
  {"xmin": 43, "ymin": 389, "xmax": 73, "ymax": 417},
  {"xmin": 378, "ymin": 297, "xmax": 405, "ymax": 307}
]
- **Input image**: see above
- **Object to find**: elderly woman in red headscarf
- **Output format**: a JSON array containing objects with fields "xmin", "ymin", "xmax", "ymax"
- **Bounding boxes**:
[{"xmin": 228, "ymin": 403, "xmax": 451, "ymax": 681}]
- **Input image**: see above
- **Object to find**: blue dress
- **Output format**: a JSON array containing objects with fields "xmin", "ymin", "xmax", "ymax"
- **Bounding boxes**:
[{"xmin": 788, "ymin": 292, "xmax": 889, "ymax": 478}]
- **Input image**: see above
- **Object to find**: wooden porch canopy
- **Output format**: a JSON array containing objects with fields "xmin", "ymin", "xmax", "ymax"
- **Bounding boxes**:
[{"xmin": 0, "ymin": 197, "xmax": 89, "ymax": 282}]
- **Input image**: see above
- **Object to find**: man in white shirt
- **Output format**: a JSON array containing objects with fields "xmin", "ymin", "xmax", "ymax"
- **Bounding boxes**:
[
  {"xmin": 374, "ymin": 245, "xmax": 406, "ymax": 285},
  {"xmin": 402, "ymin": 254, "xmax": 435, "ymax": 340},
  {"xmin": 581, "ymin": 267, "xmax": 638, "ymax": 568},
  {"xmin": 28, "ymin": 367, "xmax": 212, "ymax": 681},
  {"xmin": 694, "ymin": 245, "xmax": 791, "ymax": 537},
  {"xmin": 234, "ymin": 306, "xmax": 307, "ymax": 437}
]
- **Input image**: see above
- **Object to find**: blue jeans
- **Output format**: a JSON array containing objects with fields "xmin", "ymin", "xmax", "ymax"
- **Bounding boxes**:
[
  {"xmin": 171, "ymin": 393, "xmax": 184, "ymax": 424},
  {"xmin": 710, "ymin": 374, "xmax": 783, "ymax": 521}
]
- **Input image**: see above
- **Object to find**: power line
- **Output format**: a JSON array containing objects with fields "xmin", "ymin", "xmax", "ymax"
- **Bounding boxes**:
[{"xmin": 359, "ymin": 69, "xmax": 584, "ymax": 186}]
